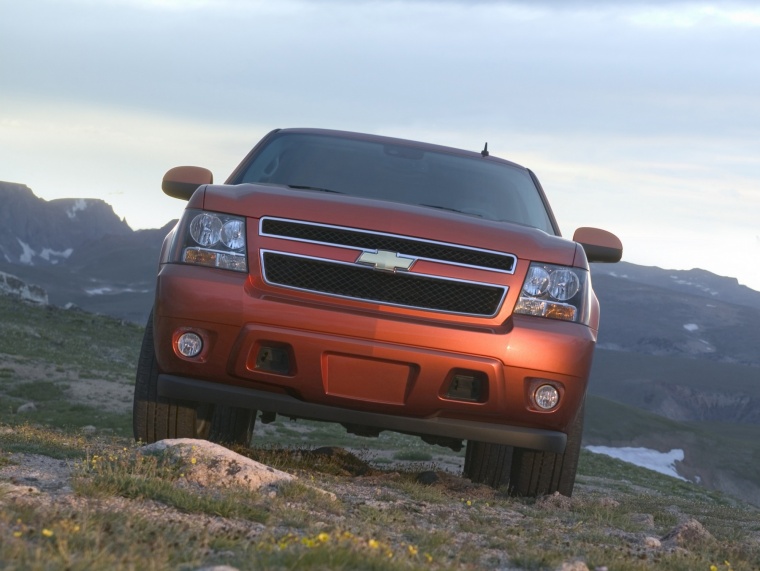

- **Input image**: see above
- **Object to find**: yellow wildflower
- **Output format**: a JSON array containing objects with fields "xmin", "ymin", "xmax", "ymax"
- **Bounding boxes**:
[
  {"xmin": 42, "ymin": 529, "xmax": 54, "ymax": 538},
  {"xmin": 368, "ymin": 539, "xmax": 380, "ymax": 549},
  {"xmin": 407, "ymin": 544, "xmax": 418, "ymax": 556},
  {"xmin": 190, "ymin": 457, "xmax": 197, "ymax": 465},
  {"xmin": 317, "ymin": 532, "xmax": 329, "ymax": 543},
  {"xmin": 13, "ymin": 531, "xmax": 22, "ymax": 538}
]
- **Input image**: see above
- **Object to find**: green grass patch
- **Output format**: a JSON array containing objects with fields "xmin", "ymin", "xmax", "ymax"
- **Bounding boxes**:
[
  {"xmin": 0, "ymin": 398, "xmax": 132, "ymax": 437},
  {"xmin": 5, "ymin": 380, "xmax": 68, "ymax": 402},
  {"xmin": 0, "ymin": 423, "xmax": 97, "ymax": 459},
  {"xmin": 0, "ymin": 296, "xmax": 142, "ymax": 378}
]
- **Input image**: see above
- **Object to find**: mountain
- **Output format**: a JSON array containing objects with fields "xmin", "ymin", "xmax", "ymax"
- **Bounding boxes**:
[
  {"xmin": 0, "ymin": 181, "xmax": 132, "ymax": 263},
  {"xmin": 591, "ymin": 262, "xmax": 760, "ymax": 367},
  {"xmin": 0, "ymin": 181, "xmax": 172, "ymax": 324}
]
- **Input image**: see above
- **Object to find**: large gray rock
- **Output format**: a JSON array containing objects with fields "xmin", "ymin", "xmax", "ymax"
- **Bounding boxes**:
[
  {"xmin": 141, "ymin": 439, "xmax": 295, "ymax": 492},
  {"xmin": 0, "ymin": 271, "xmax": 48, "ymax": 304}
]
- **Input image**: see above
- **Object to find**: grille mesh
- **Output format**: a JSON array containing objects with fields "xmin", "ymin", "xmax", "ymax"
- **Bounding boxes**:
[
  {"xmin": 262, "ymin": 253, "xmax": 505, "ymax": 316},
  {"xmin": 261, "ymin": 218, "xmax": 515, "ymax": 272}
]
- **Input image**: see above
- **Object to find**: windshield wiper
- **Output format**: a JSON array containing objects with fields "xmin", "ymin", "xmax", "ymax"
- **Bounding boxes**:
[{"xmin": 287, "ymin": 185, "xmax": 343, "ymax": 194}]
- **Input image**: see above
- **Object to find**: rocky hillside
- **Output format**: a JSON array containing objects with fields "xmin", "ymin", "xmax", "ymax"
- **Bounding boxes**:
[
  {"xmin": 0, "ymin": 181, "xmax": 170, "ymax": 323},
  {"xmin": 592, "ymin": 263, "xmax": 760, "ymax": 367},
  {"xmin": 0, "ymin": 181, "xmax": 132, "ymax": 266},
  {"xmin": 2, "ymin": 426, "xmax": 759, "ymax": 570}
]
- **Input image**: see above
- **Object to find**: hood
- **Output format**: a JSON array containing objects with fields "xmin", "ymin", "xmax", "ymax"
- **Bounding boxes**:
[{"xmin": 193, "ymin": 183, "xmax": 579, "ymax": 267}]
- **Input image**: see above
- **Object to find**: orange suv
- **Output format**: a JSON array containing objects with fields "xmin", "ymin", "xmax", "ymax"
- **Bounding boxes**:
[{"xmin": 133, "ymin": 128, "xmax": 622, "ymax": 497}]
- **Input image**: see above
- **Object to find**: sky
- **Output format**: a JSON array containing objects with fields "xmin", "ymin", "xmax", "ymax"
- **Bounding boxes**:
[{"xmin": 1, "ymin": 0, "xmax": 759, "ymax": 291}]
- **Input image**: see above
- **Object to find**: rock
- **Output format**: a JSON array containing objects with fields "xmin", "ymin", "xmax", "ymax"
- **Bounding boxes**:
[
  {"xmin": 598, "ymin": 497, "xmax": 620, "ymax": 508},
  {"xmin": 661, "ymin": 518, "xmax": 714, "ymax": 547},
  {"xmin": 0, "ymin": 271, "xmax": 48, "ymax": 304},
  {"xmin": 81, "ymin": 425, "xmax": 97, "ymax": 434},
  {"xmin": 643, "ymin": 536, "xmax": 661, "ymax": 549},
  {"xmin": 629, "ymin": 513, "xmax": 655, "ymax": 529},
  {"xmin": 16, "ymin": 402, "xmax": 37, "ymax": 414},
  {"xmin": 555, "ymin": 559, "xmax": 589, "ymax": 571},
  {"xmin": 536, "ymin": 491, "xmax": 573, "ymax": 510},
  {"xmin": 141, "ymin": 438, "xmax": 295, "ymax": 492}
]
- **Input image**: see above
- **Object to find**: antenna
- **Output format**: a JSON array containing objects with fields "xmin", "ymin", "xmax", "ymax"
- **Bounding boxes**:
[{"xmin": 481, "ymin": 142, "xmax": 489, "ymax": 157}]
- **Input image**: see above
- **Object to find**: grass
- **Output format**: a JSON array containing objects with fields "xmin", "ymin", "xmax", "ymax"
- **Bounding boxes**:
[
  {"xmin": 2, "ymin": 298, "xmax": 760, "ymax": 569},
  {"xmin": 3, "ymin": 422, "xmax": 760, "ymax": 570},
  {"xmin": 0, "ymin": 295, "xmax": 142, "ymax": 377},
  {"xmin": 0, "ymin": 392, "xmax": 133, "ymax": 437}
]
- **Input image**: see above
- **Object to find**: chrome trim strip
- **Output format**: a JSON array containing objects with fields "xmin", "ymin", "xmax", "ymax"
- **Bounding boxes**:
[
  {"xmin": 258, "ymin": 216, "xmax": 517, "ymax": 274},
  {"xmin": 259, "ymin": 249, "xmax": 508, "ymax": 318}
]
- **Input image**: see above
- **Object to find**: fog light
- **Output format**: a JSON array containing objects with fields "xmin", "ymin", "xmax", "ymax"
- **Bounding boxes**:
[
  {"xmin": 177, "ymin": 332, "xmax": 203, "ymax": 357},
  {"xmin": 255, "ymin": 345, "xmax": 291, "ymax": 374},
  {"xmin": 445, "ymin": 371, "xmax": 487, "ymax": 402},
  {"xmin": 534, "ymin": 384, "xmax": 560, "ymax": 410}
]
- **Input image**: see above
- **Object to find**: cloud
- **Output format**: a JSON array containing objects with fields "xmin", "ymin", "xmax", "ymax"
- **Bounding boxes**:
[{"xmin": 2, "ymin": 0, "xmax": 759, "ymax": 291}]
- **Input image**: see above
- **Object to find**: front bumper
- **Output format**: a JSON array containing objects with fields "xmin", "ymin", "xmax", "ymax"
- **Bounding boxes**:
[
  {"xmin": 158, "ymin": 374, "xmax": 568, "ymax": 453},
  {"xmin": 155, "ymin": 264, "xmax": 597, "ymax": 453}
]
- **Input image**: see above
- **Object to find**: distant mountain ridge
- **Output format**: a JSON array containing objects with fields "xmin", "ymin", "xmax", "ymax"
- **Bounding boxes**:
[
  {"xmin": 0, "ymin": 181, "xmax": 172, "ymax": 323},
  {"xmin": 0, "ymin": 181, "xmax": 132, "ymax": 267},
  {"xmin": 592, "ymin": 261, "xmax": 760, "ymax": 312}
]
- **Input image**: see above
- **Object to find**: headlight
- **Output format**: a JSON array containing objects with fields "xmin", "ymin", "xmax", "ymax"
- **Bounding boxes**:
[
  {"xmin": 176, "ymin": 209, "xmax": 247, "ymax": 272},
  {"xmin": 514, "ymin": 263, "xmax": 589, "ymax": 324}
]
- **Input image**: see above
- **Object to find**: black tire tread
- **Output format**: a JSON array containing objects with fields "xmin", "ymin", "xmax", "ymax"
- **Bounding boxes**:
[
  {"xmin": 209, "ymin": 405, "xmax": 256, "ymax": 446},
  {"xmin": 463, "ymin": 402, "xmax": 586, "ymax": 497},
  {"xmin": 132, "ymin": 311, "xmax": 209, "ymax": 443},
  {"xmin": 509, "ymin": 403, "xmax": 585, "ymax": 497}
]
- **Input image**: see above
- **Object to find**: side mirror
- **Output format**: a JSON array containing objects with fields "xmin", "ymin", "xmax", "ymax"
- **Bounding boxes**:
[
  {"xmin": 162, "ymin": 166, "xmax": 213, "ymax": 200},
  {"xmin": 572, "ymin": 227, "xmax": 623, "ymax": 263}
]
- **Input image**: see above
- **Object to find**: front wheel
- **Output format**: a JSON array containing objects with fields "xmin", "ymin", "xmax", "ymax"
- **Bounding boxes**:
[
  {"xmin": 463, "ymin": 403, "xmax": 585, "ymax": 497},
  {"xmin": 132, "ymin": 311, "xmax": 211, "ymax": 442},
  {"xmin": 132, "ymin": 311, "xmax": 257, "ymax": 446}
]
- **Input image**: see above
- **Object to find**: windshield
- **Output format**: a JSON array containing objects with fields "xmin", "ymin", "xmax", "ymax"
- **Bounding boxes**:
[{"xmin": 234, "ymin": 132, "xmax": 556, "ymax": 234}]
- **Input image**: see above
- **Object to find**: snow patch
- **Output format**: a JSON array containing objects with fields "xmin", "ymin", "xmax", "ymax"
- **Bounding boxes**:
[
  {"xmin": 683, "ymin": 323, "xmax": 699, "ymax": 332},
  {"xmin": 602, "ymin": 271, "xmax": 629, "ymax": 279},
  {"xmin": 14, "ymin": 241, "xmax": 74, "ymax": 266},
  {"xmin": 16, "ymin": 239, "xmax": 35, "ymax": 265},
  {"xmin": 67, "ymin": 199, "xmax": 88, "ymax": 219},
  {"xmin": 39, "ymin": 247, "xmax": 73, "ymax": 263},
  {"xmin": 585, "ymin": 446, "xmax": 686, "ymax": 481},
  {"xmin": 669, "ymin": 275, "xmax": 719, "ymax": 296},
  {"xmin": 85, "ymin": 285, "xmax": 151, "ymax": 296}
]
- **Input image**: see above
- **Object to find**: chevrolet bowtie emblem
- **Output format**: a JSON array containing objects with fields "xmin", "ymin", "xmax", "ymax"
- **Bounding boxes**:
[{"xmin": 356, "ymin": 250, "xmax": 415, "ymax": 272}]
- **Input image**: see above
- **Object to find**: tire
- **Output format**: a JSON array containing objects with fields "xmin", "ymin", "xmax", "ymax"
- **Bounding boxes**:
[
  {"xmin": 132, "ymin": 311, "xmax": 212, "ymax": 443},
  {"xmin": 463, "ymin": 402, "xmax": 585, "ymax": 497},
  {"xmin": 209, "ymin": 405, "xmax": 256, "ymax": 446},
  {"xmin": 463, "ymin": 440, "xmax": 514, "ymax": 488}
]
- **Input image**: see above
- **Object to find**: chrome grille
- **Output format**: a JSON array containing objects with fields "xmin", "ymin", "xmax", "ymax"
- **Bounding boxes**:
[
  {"xmin": 261, "ymin": 252, "xmax": 506, "ymax": 317},
  {"xmin": 260, "ymin": 217, "xmax": 515, "ymax": 272}
]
